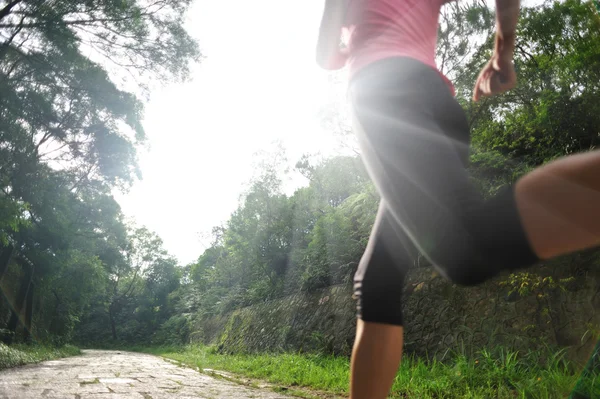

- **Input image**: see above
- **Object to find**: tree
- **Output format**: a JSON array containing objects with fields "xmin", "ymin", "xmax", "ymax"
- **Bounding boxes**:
[
  {"xmin": 0, "ymin": 0, "xmax": 200, "ymax": 345},
  {"xmin": 106, "ymin": 226, "xmax": 164, "ymax": 340},
  {"xmin": 1, "ymin": 0, "xmax": 199, "ymax": 189},
  {"xmin": 3, "ymin": 165, "xmax": 129, "ymax": 344}
]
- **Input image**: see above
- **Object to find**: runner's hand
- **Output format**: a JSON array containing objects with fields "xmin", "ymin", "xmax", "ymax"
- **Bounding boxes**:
[{"xmin": 472, "ymin": 54, "xmax": 516, "ymax": 102}]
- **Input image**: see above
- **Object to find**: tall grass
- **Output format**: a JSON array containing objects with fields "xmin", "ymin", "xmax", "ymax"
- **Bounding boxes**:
[
  {"xmin": 0, "ymin": 343, "xmax": 80, "ymax": 371},
  {"xmin": 138, "ymin": 345, "xmax": 590, "ymax": 398}
]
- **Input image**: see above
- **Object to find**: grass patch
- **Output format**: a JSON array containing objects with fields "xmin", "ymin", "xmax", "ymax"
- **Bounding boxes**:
[
  {"xmin": 0, "ymin": 343, "xmax": 80, "ymax": 371},
  {"xmin": 128, "ymin": 344, "xmax": 597, "ymax": 399}
]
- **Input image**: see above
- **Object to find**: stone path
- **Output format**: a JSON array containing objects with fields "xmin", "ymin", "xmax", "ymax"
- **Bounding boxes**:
[{"xmin": 0, "ymin": 350, "xmax": 296, "ymax": 399}]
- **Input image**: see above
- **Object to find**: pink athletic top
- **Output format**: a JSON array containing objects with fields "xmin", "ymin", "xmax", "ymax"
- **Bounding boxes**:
[{"xmin": 343, "ymin": 0, "xmax": 455, "ymax": 96}]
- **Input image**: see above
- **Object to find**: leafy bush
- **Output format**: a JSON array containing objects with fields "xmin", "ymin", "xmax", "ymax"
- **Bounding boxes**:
[{"xmin": 152, "ymin": 315, "xmax": 191, "ymax": 346}]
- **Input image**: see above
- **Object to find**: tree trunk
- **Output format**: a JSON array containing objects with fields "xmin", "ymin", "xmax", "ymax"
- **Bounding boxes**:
[
  {"xmin": 0, "ymin": 245, "xmax": 13, "ymax": 280},
  {"xmin": 48, "ymin": 291, "xmax": 61, "ymax": 336},
  {"xmin": 0, "ymin": 245, "xmax": 14, "ymax": 343},
  {"xmin": 23, "ymin": 282, "xmax": 33, "ymax": 343},
  {"xmin": 4, "ymin": 259, "xmax": 33, "ymax": 344},
  {"xmin": 108, "ymin": 305, "xmax": 118, "ymax": 340}
]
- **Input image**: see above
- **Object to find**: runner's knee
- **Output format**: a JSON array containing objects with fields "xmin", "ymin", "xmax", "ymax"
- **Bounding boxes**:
[{"xmin": 432, "ymin": 186, "xmax": 540, "ymax": 286}]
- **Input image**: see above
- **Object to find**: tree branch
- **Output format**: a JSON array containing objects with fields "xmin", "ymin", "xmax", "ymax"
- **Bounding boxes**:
[
  {"xmin": 515, "ymin": 43, "xmax": 539, "ymax": 67},
  {"xmin": 0, "ymin": 0, "xmax": 23, "ymax": 22},
  {"xmin": 0, "ymin": 13, "xmax": 154, "ymax": 28},
  {"xmin": 34, "ymin": 131, "xmax": 52, "ymax": 154}
]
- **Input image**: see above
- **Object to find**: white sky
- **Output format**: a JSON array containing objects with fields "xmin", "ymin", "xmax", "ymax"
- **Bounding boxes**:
[{"xmin": 115, "ymin": 0, "xmax": 346, "ymax": 265}]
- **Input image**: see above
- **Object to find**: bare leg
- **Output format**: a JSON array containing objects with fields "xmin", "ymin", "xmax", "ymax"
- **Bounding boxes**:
[
  {"xmin": 515, "ymin": 150, "xmax": 600, "ymax": 260},
  {"xmin": 350, "ymin": 320, "xmax": 404, "ymax": 399}
]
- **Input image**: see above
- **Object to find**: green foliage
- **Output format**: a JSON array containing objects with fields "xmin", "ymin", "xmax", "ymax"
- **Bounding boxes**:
[
  {"xmin": 152, "ymin": 315, "xmax": 191, "ymax": 346},
  {"xmin": 500, "ymin": 272, "xmax": 575, "ymax": 298},
  {"xmin": 177, "ymin": 153, "xmax": 376, "ymax": 328},
  {"xmin": 0, "ymin": 343, "xmax": 80, "ymax": 370},
  {"xmin": 301, "ymin": 209, "xmax": 357, "ymax": 291},
  {"xmin": 458, "ymin": 0, "xmax": 600, "ymax": 166},
  {"xmin": 74, "ymin": 225, "xmax": 181, "ymax": 346}
]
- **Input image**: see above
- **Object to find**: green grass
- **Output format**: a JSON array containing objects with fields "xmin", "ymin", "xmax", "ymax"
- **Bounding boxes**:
[
  {"xmin": 130, "ymin": 345, "xmax": 595, "ymax": 399},
  {"xmin": 0, "ymin": 343, "xmax": 81, "ymax": 371}
]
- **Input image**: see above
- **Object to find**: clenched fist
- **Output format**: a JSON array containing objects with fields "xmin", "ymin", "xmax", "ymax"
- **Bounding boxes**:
[{"xmin": 472, "ymin": 53, "xmax": 516, "ymax": 102}]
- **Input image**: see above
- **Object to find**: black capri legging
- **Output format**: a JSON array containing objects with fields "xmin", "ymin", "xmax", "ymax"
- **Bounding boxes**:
[{"xmin": 350, "ymin": 57, "xmax": 539, "ymax": 326}]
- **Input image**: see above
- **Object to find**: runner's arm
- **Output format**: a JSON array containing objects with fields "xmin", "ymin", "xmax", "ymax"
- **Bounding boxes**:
[
  {"xmin": 495, "ymin": 0, "xmax": 520, "ymax": 57},
  {"xmin": 316, "ymin": 0, "xmax": 348, "ymax": 70}
]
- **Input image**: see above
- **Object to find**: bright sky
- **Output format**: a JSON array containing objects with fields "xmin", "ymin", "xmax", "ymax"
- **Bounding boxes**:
[{"xmin": 115, "ymin": 0, "xmax": 346, "ymax": 265}]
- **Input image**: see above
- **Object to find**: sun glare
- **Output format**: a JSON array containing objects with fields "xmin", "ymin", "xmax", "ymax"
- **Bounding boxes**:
[{"xmin": 116, "ymin": 0, "xmax": 344, "ymax": 264}]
